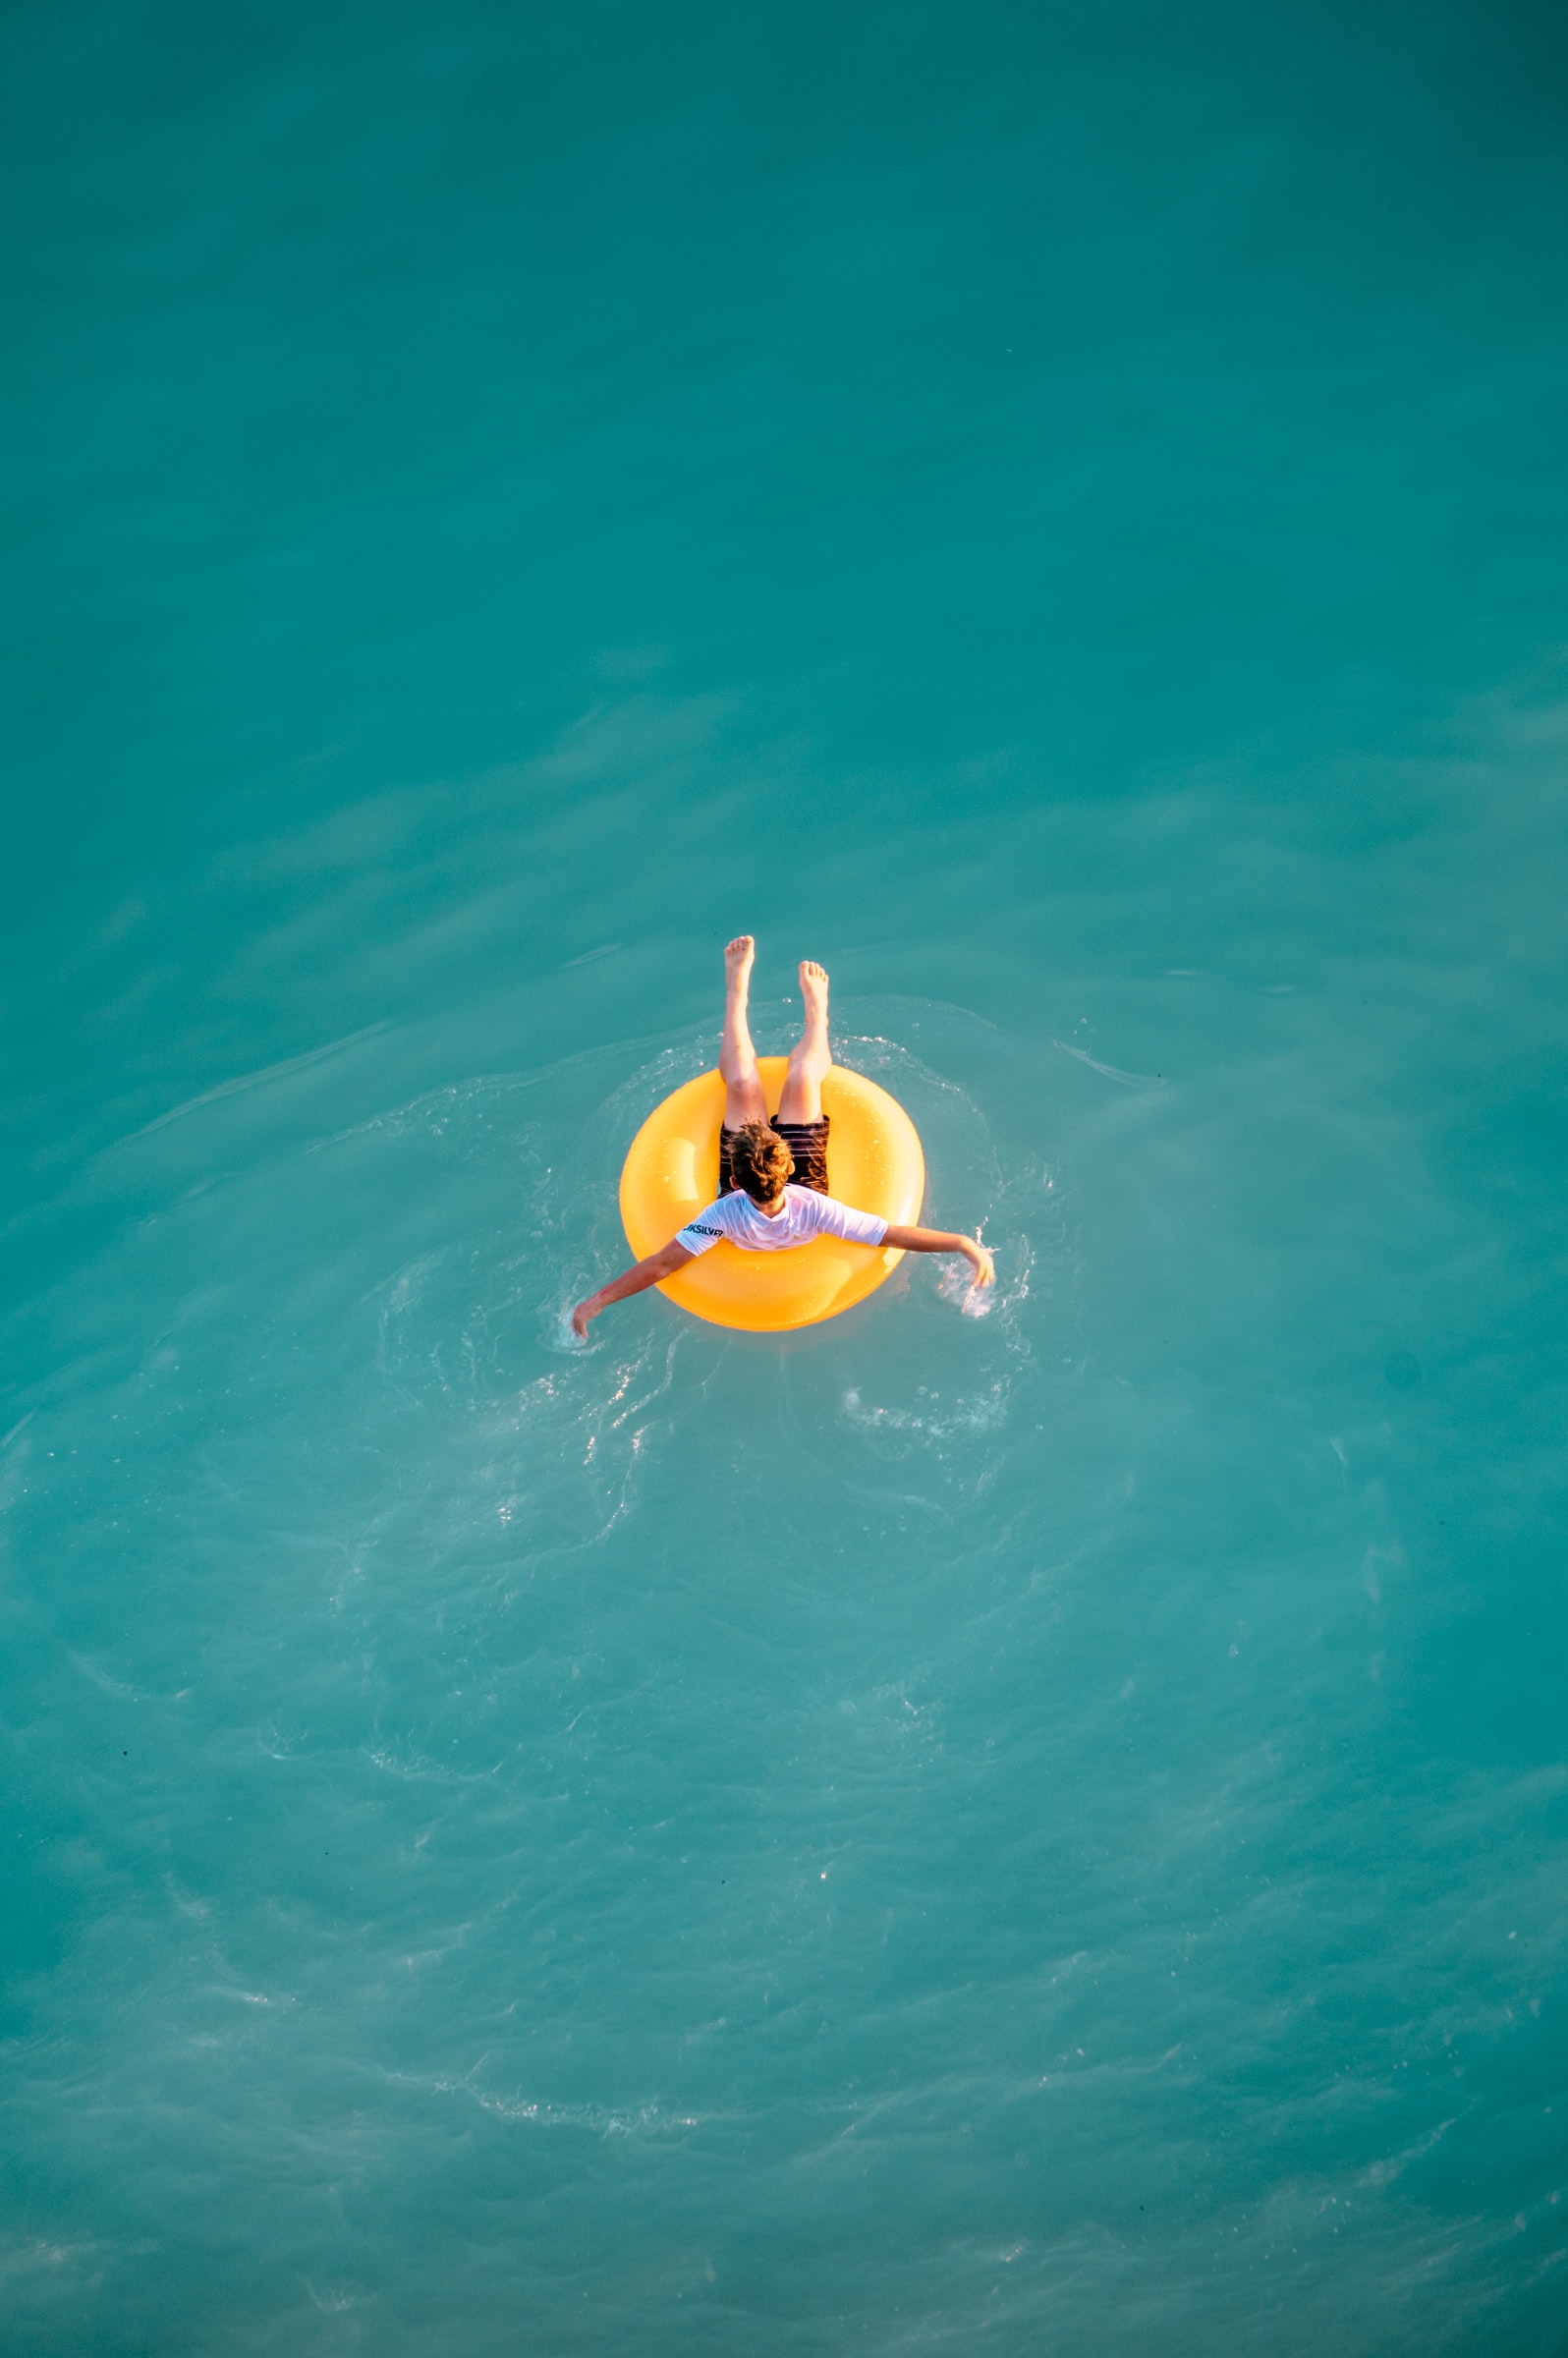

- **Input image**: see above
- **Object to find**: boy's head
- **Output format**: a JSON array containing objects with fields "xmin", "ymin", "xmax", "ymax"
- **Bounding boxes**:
[{"xmin": 728, "ymin": 1119, "xmax": 794, "ymax": 1205}]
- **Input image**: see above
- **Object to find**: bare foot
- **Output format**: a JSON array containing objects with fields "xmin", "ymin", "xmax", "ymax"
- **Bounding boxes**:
[
  {"xmin": 798, "ymin": 959, "xmax": 829, "ymax": 1043},
  {"xmin": 725, "ymin": 935, "xmax": 756, "ymax": 997}
]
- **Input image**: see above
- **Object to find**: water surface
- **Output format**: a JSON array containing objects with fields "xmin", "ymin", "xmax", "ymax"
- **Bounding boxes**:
[{"xmin": 3, "ymin": 2, "xmax": 1567, "ymax": 2350}]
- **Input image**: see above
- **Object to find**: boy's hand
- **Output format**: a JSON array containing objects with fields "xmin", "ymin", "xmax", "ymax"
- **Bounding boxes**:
[
  {"xmin": 964, "ymin": 1239, "xmax": 995, "ymax": 1288},
  {"xmin": 571, "ymin": 1300, "xmax": 594, "ymax": 1339}
]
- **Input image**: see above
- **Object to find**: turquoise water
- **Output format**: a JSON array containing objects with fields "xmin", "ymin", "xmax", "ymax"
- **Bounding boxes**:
[{"xmin": 4, "ymin": 1, "xmax": 1568, "ymax": 2348}]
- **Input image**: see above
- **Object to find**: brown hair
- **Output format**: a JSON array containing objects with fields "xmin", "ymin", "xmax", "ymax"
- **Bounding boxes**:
[{"xmin": 728, "ymin": 1119, "xmax": 794, "ymax": 1204}]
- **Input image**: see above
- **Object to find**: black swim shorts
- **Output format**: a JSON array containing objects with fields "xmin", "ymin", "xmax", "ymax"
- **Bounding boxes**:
[{"xmin": 719, "ymin": 1116, "xmax": 830, "ymax": 1197}]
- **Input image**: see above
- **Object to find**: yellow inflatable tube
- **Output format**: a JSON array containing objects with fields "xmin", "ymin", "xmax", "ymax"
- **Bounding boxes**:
[{"xmin": 619, "ymin": 1056, "xmax": 925, "ymax": 1332}]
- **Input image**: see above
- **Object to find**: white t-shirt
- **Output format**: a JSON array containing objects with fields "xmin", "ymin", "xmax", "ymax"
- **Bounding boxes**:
[{"xmin": 676, "ymin": 1185, "xmax": 888, "ymax": 1258}]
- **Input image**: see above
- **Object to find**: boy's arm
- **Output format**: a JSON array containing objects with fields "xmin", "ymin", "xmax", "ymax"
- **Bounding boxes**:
[
  {"xmin": 880, "ymin": 1225, "xmax": 994, "ymax": 1287},
  {"xmin": 572, "ymin": 1239, "xmax": 696, "ymax": 1336}
]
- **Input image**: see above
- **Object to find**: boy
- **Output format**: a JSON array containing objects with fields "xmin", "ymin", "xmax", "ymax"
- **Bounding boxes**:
[{"xmin": 572, "ymin": 938, "xmax": 993, "ymax": 1336}]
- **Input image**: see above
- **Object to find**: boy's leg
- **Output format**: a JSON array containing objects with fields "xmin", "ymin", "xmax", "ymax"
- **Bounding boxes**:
[
  {"xmin": 721, "ymin": 935, "xmax": 767, "ymax": 1128},
  {"xmin": 776, "ymin": 960, "xmax": 831, "ymax": 1125}
]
